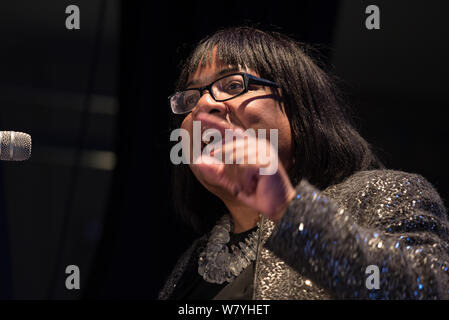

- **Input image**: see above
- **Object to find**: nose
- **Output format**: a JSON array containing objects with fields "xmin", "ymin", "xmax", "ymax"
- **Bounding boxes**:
[{"xmin": 192, "ymin": 91, "xmax": 228, "ymax": 120}]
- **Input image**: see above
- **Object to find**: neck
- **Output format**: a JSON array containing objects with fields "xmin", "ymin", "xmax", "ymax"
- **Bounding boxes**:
[{"xmin": 221, "ymin": 198, "xmax": 260, "ymax": 234}]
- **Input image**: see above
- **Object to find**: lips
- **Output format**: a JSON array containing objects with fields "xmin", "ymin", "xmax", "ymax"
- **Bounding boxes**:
[{"xmin": 196, "ymin": 113, "xmax": 232, "ymax": 136}]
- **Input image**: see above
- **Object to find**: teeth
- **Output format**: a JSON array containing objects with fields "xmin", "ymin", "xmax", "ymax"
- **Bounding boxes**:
[{"xmin": 202, "ymin": 130, "xmax": 213, "ymax": 145}]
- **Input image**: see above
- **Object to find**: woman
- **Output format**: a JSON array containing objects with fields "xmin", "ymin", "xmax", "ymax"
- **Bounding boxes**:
[{"xmin": 159, "ymin": 27, "xmax": 449, "ymax": 299}]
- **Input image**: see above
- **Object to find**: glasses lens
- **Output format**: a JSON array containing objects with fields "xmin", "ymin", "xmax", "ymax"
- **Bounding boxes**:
[
  {"xmin": 212, "ymin": 74, "xmax": 245, "ymax": 101},
  {"xmin": 170, "ymin": 90, "xmax": 200, "ymax": 114}
]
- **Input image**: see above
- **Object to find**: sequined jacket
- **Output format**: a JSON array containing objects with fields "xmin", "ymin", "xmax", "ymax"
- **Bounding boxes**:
[{"xmin": 159, "ymin": 170, "xmax": 449, "ymax": 299}]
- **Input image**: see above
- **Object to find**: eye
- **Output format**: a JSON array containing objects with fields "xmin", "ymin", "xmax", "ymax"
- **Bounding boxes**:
[
  {"xmin": 183, "ymin": 91, "xmax": 199, "ymax": 107},
  {"xmin": 224, "ymin": 81, "xmax": 244, "ymax": 94},
  {"xmin": 185, "ymin": 96, "xmax": 197, "ymax": 107}
]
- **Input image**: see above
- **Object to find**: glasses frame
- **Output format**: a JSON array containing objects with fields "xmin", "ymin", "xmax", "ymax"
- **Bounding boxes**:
[{"xmin": 168, "ymin": 72, "xmax": 279, "ymax": 114}]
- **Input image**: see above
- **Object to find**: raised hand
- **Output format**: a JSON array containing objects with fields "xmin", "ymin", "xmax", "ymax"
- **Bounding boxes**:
[{"xmin": 190, "ymin": 112, "xmax": 296, "ymax": 222}]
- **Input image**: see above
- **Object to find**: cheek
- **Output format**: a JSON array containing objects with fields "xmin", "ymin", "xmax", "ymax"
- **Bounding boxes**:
[
  {"xmin": 236, "ymin": 100, "xmax": 284, "ymax": 131},
  {"xmin": 245, "ymin": 102, "xmax": 293, "ymax": 167},
  {"xmin": 277, "ymin": 113, "xmax": 294, "ymax": 169},
  {"xmin": 181, "ymin": 115, "xmax": 192, "ymax": 132},
  {"xmin": 181, "ymin": 115, "xmax": 194, "ymax": 148},
  {"xmin": 180, "ymin": 115, "xmax": 195, "ymax": 164},
  {"xmin": 233, "ymin": 106, "xmax": 268, "ymax": 129}
]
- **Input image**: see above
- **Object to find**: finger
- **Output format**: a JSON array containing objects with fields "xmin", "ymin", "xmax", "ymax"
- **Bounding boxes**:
[
  {"xmin": 204, "ymin": 135, "xmax": 246, "ymax": 164},
  {"xmin": 221, "ymin": 163, "xmax": 263, "ymax": 197},
  {"xmin": 197, "ymin": 112, "xmax": 246, "ymax": 138},
  {"xmin": 194, "ymin": 155, "xmax": 240, "ymax": 195},
  {"xmin": 242, "ymin": 166, "xmax": 259, "ymax": 195},
  {"xmin": 222, "ymin": 137, "xmax": 274, "ymax": 168}
]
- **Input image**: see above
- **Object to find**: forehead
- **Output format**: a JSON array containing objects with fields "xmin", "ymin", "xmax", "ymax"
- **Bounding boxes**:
[
  {"xmin": 186, "ymin": 60, "xmax": 262, "ymax": 91},
  {"xmin": 186, "ymin": 46, "xmax": 244, "ymax": 86},
  {"xmin": 186, "ymin": 62, "xmax": 241, "ymax": 86}
]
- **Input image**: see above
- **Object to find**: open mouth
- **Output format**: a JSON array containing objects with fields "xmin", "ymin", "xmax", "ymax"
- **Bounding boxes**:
[
  {"xmin": 201, "ymin": 131, "xmax": 214, "ymax": 153},
  {"xmin": 196, "ymin": 113, "xmax": 230, "ymax": 153}
]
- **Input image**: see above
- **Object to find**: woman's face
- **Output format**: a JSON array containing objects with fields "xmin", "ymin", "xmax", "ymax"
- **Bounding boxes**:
[{"xmin": 181, "ymin": 55, "xmax": 293, "ymax": 198}]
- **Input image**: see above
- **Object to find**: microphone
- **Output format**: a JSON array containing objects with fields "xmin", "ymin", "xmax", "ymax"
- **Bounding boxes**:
[{"xmin": 0, "ymin": 131, "xmax": 32, "ymax": 161}]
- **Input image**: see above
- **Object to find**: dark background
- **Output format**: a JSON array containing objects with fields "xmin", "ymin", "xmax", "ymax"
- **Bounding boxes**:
[{"xmin": 0, "ymin": 0, "xmax": 447, "ymax": 299}]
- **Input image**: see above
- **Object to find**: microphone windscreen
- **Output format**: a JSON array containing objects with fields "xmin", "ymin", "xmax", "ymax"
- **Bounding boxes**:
[{"xmin": 0, "ymin": 131, "xmax": 32, "ymax": 161}]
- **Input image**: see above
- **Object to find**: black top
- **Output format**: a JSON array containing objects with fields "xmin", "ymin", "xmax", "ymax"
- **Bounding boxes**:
[{"xmin": 169, "ymin": 226, "xmax": 258, "ymax": 300}]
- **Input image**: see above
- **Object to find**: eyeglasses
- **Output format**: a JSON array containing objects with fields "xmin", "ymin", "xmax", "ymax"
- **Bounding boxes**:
[{"xmin": 168, "ymin": 72, "xmax": 279, "ymax": 114}]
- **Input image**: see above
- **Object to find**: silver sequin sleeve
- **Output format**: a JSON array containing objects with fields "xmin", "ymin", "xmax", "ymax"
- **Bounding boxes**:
[{"xmin": 264, "ymin": 170, "xmax": 449, "ymax": 299}]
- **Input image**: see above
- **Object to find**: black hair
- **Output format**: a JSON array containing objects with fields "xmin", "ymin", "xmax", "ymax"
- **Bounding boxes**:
[{"xmin": 170, "ymin": 26, "xmax": 383, "ymax": 234}]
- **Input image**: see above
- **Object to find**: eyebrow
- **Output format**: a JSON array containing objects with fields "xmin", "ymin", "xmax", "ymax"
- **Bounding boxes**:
[{"xmin": 186, "ymin": 66, "xmax": 242, "ymax": 88}]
